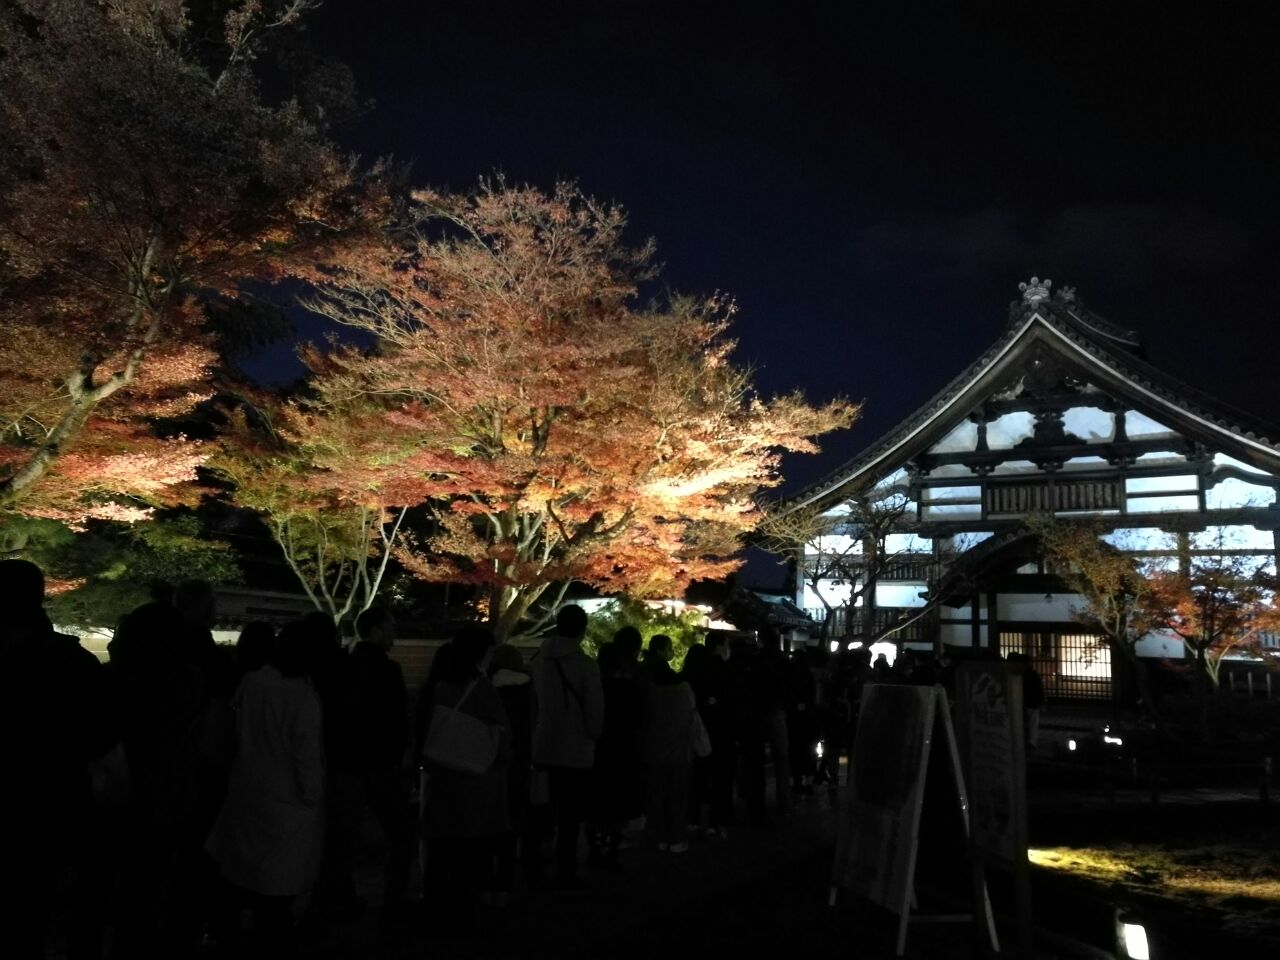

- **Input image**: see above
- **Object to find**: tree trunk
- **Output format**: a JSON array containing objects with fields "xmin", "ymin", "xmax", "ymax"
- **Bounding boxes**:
[{"xmin": 1196, "ymin": 645, "xmax": 1210, "ymax": 741}]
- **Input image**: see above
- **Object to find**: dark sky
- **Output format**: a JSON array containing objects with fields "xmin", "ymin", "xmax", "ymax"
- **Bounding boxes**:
[{"xmin": 282, "ymin": 1, "xmax": 1280, "ymax": 500}]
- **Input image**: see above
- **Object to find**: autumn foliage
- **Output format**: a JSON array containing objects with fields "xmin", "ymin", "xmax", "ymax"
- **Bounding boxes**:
[
  {"xmin": 0, "ymin": 0, "xmax": 374, "ymax": 524},
  {"xmin": 296, "ymin": 179, "xmax": 857, "ymax": 638},
  {"xmin": 1, "ymin": 6, "xmax": 854, "ymax": 628}
]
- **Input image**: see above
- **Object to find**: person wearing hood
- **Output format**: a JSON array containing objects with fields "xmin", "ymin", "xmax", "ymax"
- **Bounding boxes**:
[{"xmin": 528, "ymin": 604, "xmax": 604, "ymax": 887}]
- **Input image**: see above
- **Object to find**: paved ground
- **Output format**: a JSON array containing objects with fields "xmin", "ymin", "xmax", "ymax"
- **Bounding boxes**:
[
  {"xmin": 292, "ymin": 782, "xmax": 1110, "ymax": 960},
  {"xmin": 42, "ymin": 748, "xmax": 1275, "ymax": 958},
  {"xmin": 283, "ymin": 750, "xmax": 1280, "ymax": 960}
]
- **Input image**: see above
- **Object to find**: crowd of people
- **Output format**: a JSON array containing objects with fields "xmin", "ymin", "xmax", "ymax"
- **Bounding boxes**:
[{"xmin": 1, "ymin": 556, "xmax": 956, "ymax": 958}]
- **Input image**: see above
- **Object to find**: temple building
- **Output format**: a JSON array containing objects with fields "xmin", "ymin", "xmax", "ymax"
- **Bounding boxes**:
[{"xmin": 776, "ymin": 279, "xmax": 1280, "ymax": 702}]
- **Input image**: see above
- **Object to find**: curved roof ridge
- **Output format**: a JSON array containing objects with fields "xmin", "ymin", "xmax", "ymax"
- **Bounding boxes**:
[{"xmin": 779, "ymin": 289, "xmax": 1280, "ymax": 514}]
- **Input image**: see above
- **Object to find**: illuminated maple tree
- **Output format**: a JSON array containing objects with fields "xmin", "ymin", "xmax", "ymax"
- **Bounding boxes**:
[
  {"xmin": 756, "ymin": 491, "xmax": 911, "ymax": 642},
  {"xmin": 0, "ymin": 0, "xmax": 375, "ymax": 525},
  {"xmin": 1032, "ymin": 517, "xmax": 1280, "ymax": 732},
  {"xmin": 213, "ymin": 379, "xmax": 421, "ymax": 624},
  {"xmin": 301, "ymin": 178, "xmax": 858, "ymax": 641},
  {"xmin": 1140, "ymin": 562, "xmax": 1274, "ymax": 688}
]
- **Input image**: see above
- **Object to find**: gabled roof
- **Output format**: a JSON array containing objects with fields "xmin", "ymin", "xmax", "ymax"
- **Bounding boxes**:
[{"xmin": 781, "ymin": 284, "xmax": 1280, "ymax": 515}]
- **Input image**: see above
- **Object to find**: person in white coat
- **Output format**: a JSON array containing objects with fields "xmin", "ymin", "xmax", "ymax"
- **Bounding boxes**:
[{"xmin": 207, "ymin": 621, "xmax": 324, "ymax": 953}]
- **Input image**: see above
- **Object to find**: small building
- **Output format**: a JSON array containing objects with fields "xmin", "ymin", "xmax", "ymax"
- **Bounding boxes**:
[{"xmin": 774, "ymin": 279, "xmax": 1280, "ymax": 702}]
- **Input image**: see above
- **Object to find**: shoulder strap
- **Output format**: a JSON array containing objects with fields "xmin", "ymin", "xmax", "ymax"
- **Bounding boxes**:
[
  {"xmin": 451, "ymin": 677, "xmax": 481, "ymax": 711},
  {"xmin": 553, "ymin": 657, "xmax": 586, "ymax": 713}
]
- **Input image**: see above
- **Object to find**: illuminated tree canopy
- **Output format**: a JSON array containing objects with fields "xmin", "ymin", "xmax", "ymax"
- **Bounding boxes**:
[
  {"xmin": 0, "ymin": 0, "xmax": 379, "ymax": 524},
  {"xmin": 295, "ymin": 179, "xmax": 858, "ymax": 639}
]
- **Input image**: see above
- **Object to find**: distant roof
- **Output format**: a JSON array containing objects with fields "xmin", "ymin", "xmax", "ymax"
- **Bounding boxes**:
[
  {"xmin": 780, "ymin": 280, "xmax": 1280, "ymax": 515},
  {"xmin": 724, "ymin": 586, "xmax": 815, "ymax": 631}
]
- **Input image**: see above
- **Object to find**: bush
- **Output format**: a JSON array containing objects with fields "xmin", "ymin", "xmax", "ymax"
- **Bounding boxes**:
[{"xmin": 582, "ymin": 596, "xmax": 707, "ymax": 669}]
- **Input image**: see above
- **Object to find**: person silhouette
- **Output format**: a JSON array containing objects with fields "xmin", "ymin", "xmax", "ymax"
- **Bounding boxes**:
[{"xmin": 0, "ymin": 559, "xmax": 114, "ymax": 960}]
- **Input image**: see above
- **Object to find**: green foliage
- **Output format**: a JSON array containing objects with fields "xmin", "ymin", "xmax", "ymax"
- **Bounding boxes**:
[
  {"xmin": 582, "ymin": 596, "xmax": 707, "ymax": 670},
  {"xmin": 2, "ymin": 512, "xmax": 241, "ymax": 629}
]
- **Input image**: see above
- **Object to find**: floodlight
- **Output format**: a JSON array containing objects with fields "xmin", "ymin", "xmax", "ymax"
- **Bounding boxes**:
[{"xmin": 1116, "ymin": 910, "xmax": 1151, "ymax": 959}]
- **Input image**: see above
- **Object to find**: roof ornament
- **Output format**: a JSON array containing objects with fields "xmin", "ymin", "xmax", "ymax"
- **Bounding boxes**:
[
  {"xmin": 1018, "ymin": 276, "xmax": 1052, "ymax": 304},
  {"xmin": 1056, "ymin": 285, "xmax": 1078, "ymax": 305}
]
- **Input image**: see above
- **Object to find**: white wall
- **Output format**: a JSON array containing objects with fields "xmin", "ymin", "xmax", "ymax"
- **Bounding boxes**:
[{"xmin": 997, "ymin": 592, "xmax": 1087, "ymax": 622}]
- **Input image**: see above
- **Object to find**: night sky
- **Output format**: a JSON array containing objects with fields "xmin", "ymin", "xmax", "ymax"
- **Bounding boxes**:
[{"xmin": 265, "ymin": 2, "xmax": 1280, "ymax": 503}]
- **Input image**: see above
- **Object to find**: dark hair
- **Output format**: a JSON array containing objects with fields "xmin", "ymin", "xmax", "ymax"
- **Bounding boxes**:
[
  {"xmin": 648, "ymin": 634, "xmax": 673, "ymax": 657},
  {"xmin": 597, "ymin": 641, "xmax": 622, "ymax": 678},
  {"xmin": 440, "ymin": 624, "xmax": 494, "ymax": 683},
  {"xmin": 272, "ymin": 620, "xmax": 311, "ymax": 679},
  {"xmin": 110, "ymin": 602, "xmax": 185, "ymax": 670},
  {"xmin": 681, "ymin": 642, "xmax": 709, "ymax": 680},
  {"xmin": 613, "ymin": 625, "xmax": 642, "ymax": 657},
  {"xmin": 357, "ymin": 605, "xmax": 394, "ymax": 640},
  {"xmin": 556, "ymin": 604, "xmax": 588, "ymax": 639},
  {"xmin": 173, "ymin": 580, "xmax": 216, "ymax": 622},
  {"xmin": 235, "ymin": 621, "xmax": 275, "ymax": 675},
  {"xmin": 0, "ymin": 558, "xmax": 45, "ymax": 612}
]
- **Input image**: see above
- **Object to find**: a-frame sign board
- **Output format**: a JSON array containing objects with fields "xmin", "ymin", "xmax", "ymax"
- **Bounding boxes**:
[
  {"xmin": 954, "ymin": 661, "xmax": 1033, "ymax": 958},
  {"xmin": 828, "ymin": 683, "xmax": 999, "ymax": 957}
]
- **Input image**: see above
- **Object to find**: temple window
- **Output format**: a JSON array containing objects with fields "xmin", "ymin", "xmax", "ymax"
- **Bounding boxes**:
[
  {"xmin": 1124, "ymin": 411, "xmax": 1178, "ymax": 439},
  {"xmin": 985, "ymin": 411, "xmax": 1036, "ymax": 449},
  {"xmin": 1062, "ymin": 406, "xmax": 1114, "ymax": 442},
  {"xmin": 1204, "ymin": 476, "xmax": 1276, "ymax": 510},
  {"xmin": 930, "ymin": 420, "xmax": 979, "ymax": 453}
]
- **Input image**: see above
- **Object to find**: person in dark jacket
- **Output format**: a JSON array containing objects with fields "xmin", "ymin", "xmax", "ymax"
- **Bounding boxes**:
[
  {"xmin": 165, "ymin": 580, "xmax": 237, "ymax": 952},
  {"xmin": 108, "ymin": 601, "xmax": 206, "ymax": 959},
  {"xmin": 349, "ymin": 606, "xmax": 411, "ymax": 919},
  {"xmin": 680, "ymin": 644, "xmax": 713, "ymax": 833},
  {"xmin": 589, "ymin": 639, "xmax": 645, "ymax": 868},
  {"xmin": 1008, "ymin": 652, "xmax": 1046, "ymax": 750},
  {"xmin": 0, "ymin": 559, "xmax": 115, "ymax": 960},
  {"xmin": 698, "ymin": 634, "xmax": 736, "ymax": 836},
  {"xmin": 643, "ymin": 635, "xmax": 697, "ymax": 852},
  {"xmin": 302, "ymin": 613, "xmax": 366, "ymax": 923},
  {"xmin": 488, "ymin": 643, "xmax": 532, "ymax": 903}
]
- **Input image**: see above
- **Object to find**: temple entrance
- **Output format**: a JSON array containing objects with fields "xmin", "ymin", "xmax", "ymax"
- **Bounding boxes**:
[{"xmin": 1000, "ymin": 629, "xmax": 1111, "ymax": 702}]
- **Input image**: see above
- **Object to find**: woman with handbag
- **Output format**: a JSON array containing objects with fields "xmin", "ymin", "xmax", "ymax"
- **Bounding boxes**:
[{"xmin": 420, "ymin": 625, "xmax": 510, "ymax": 929}]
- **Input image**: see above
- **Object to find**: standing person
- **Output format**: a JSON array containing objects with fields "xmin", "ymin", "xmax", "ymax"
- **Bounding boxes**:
[
  {"xmin": 348, "ymin": 606, "xmax": 411, "ymax": 921},
  {"xmin": 729, "ymin": 635, "xmax": 768, "ymax": 826},
  {"xmin": 233, "ymin": 621, "xmax": 274, "ymax": 684},
  {"xmin": 108, "ymin": 602, "xmax": 206, "ymax": 960},
  {"xmin": 680, "ymin": 643, "xmax": 713, "ymax": 833},
  {"xmin": 421, "ymin": 626, "xmax": 510, "ymax": 926},
  {"xmin": 166, "ymin": 580, "xmax": 237, "ymax": 952},
  {"xmin": 613, "ymin": 625, "xmax": 644, "ymax": 680},
  {"xmin": 589, "ymin": 639, "xmax": 645, "ymax": 868},
  {"xmin": 872, "ymin": 651, "xmax": 892, "ymax": 681},
  {"xmin": 643, "ymin": 634, "xmax": 698, "ymax": 852},
  {"xmin": 786, "ymin": 648, "xmax": 819, "ymax": 799},
  {"xmin": 700, "ymin": 634, "xmax": 737, "ymax": 838},
  {"xmin": 0, "ymin": 559, "xmax": 115, "ymax": 960},
  {"xmin": 488, "ymin": 643, "xmax": 533, "ymax": 903},
  {"xmin": 758, "ymin": 628, "xmax": 793, "ymax": 817},
  {"xmin": 206, "ymin": 621, "xmax": 324, "ymax": 957},
  {"xmin": 301, "ymin": 613, "xmax": 364, "ymax": 924},
  {"xmin": 528, "ymin": 604, "xmax": 604, "ymax": 888},
  {"xmin": 817, "ymin": 650, "xmax": 853, "ymax": 788},
  {"xmin": 1009, "ymin": 652, "xmax": 1046, "ymax": 751}
]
